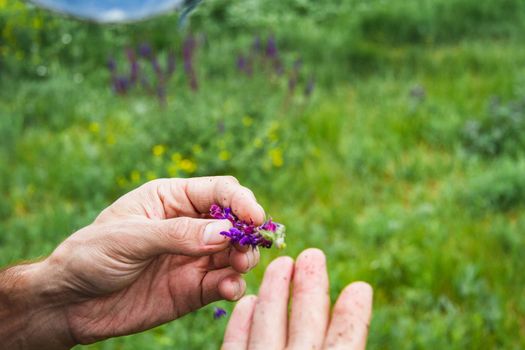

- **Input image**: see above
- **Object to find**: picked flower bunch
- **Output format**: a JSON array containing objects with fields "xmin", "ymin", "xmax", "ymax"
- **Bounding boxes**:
[{"xmin": 209, "ymin": 204, "xmax": 286, "ymax": 249}]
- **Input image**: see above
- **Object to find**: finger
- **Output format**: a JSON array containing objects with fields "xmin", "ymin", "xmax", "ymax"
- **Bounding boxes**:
[
  {"xmin": 248, "ymin": 256, "xmax": 294, "ymax": 350},
  {"xmin": 208, "ymin": 248, "xmax": 233, "ymax": 270},
  {"xmin": 234, "ymin": 242, "xmax": 251, "ymax": 253},
  {"xmin": 222, "ymin": 295, "xmax": 258, "ymax": 350},
  {"xmin": 323, "ymin": 282, "xmax": 373, "ymax": 350},
  {"xmin": 288, "ymin": 248, "xmax": 330, "ymax": 350},
  {"xmin": 183, "ymin": 176, "xmax": 266, "ymax": 224},
  {"xmin": 230, "ymin": 247, "xmax": 260, "ymax": 273},
  {"xmin": 121, "ymin": 217, "xmax": 233, "ymax": 258},
  {"xmin": 202, "ymin": 267, "xmax": 246, "ymax": 304}
]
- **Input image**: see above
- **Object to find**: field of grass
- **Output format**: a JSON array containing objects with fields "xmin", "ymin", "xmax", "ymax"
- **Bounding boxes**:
[{"xmin": 2, "ymin": 0, "xmax": 525, "ymax": 348}]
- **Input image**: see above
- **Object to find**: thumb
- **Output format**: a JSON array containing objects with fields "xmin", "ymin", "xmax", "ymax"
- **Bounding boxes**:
[{"xmin": 142, "ymin": 217, "xmax": 233, "ymax": 257}]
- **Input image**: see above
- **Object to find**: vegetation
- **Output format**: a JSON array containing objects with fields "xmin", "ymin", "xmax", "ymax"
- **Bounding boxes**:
[{"xmin": 2, "ymin": 0, "xmax": 525, "ymax": 348}]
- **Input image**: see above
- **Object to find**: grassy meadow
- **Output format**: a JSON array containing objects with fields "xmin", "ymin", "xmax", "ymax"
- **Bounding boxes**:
[{"xmin": 2, "ymin": 0, "xmax": 525, "ymax": 348}]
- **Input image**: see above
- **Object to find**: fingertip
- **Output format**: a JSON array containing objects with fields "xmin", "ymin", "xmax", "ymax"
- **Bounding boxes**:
[
  {"xmin": 238, "ymin": 294, "xmax": 258, "ymax": 306},
  {"xmin": 267, "ymin": 255, "xmax": 294, "ymax": 272},
  {"xmin": 343, "ymin": 281, "xmax": 374, "ymax": 300},
  {"xmin": 295, "ymin": 248, "xmax": 326, "ymax": 267},
  {"xmin": 230, "ymin": 249, "xmax": 251, "ymax": 273},
  {"xmin": 231, "ymin": 247, "xmax": 259, "ymax": 274},
  {"xmin": 231, "ymin": 188, "xmax": 266, "ymax": 225},
  {"xmin": 219, "ymin": 275, "xmax": 246, "ymax": 301}
]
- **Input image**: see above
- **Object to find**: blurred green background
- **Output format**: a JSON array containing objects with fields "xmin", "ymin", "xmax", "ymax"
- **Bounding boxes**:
[{"xmin": 2, "ymin": 0, "xmax": 525, "ymax": 348}]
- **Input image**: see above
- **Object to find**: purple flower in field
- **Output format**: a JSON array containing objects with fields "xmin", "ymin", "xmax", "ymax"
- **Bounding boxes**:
[
  {"xmin": 209, "ymin": 204, "xmax": 286, "ymax": 249},
  {"xmin": 151, "ymin": 56, "xmax": 163, "ymax": 78},
  {"xmin": 113, "ymin": 76, "xmax": 130, "ymax": 95},
  {"xmin": 236, "ymin": 54, "xmax": 253, "ymax": 76},
  {"xmin": 126, "ymin": 48, "xmax": 139, "ymax": 83},
  {"xmin": 139, "ymin": 43, "xmax": 153, "ymax": 59},
  {"xmin": 266, "ymin": 35, "xmax": 278, "ymax": 59},
  {"xmin": 237, "ymin": 54, "xmax": 247, "ymax": 72},
  {"xmin": 183, "ymin": 35, "xmax": 199, "ymax": 91},
  {"xmin": 213, "ymin": 307, "xmax": 227, "ymax": 319}
]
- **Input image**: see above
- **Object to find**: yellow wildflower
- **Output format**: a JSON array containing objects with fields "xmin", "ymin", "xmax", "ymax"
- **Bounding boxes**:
[
  {"xmin": 152, "ymin": 144, "xmax": 166, "ymax": 157},
  {"xmin": 192, "ymin": 144, "xmax": 203, "ymax": 155},
  {"xmin": 269, "ymin": 148, "xmax": 284, "ymax": 167},
  {"xmin": 116, "ymin": 176, "xmax": 127, "ymax": 188},
  {"xmin": 171, "ymin": 152, "xmax": 182, "ymax": 162},
  {"xmin": 130, "ymin": 170, "xmax": 141, "ymax": 183},
  {"xmin": 146, "ymin": 171, "xmax": 157, "ymax": 181},
  {"xmin": 268, "ymin": 121, "xmax": 280, "ymax": 141},
  {"xmin": 179, "ymin": 159, "xmax": 197, "ymax": 173},
  {"xmin": 88, "ymin": 122, "xmax": 100, "ymax": 134},
  {"xmin": 219, "ymin": 150, "xmax": 231, "ymax": 161},
  {"xmin": 107, "ymin": 134, "xmax": 116, "ymax": 145},
  {"xmin": 242, "ymin": 116, "xmax": 253, "ymax": 127},
  {"xmin": 167, "ymin": 164, "xmax": 179, "ymax": 177},
  {"xmin": 253, "ymin": 137, "xmax": 263, "ymax": 149},
  {"xmin": 32, "ymin": 17, "xmax": 43, "ymax": 29}
]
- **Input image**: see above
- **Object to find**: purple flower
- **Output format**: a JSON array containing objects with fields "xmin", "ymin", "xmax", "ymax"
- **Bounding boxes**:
[
  {"xmin": 183, "ymin": 35, "xmax": 199, "ymax": 91},
  {"xmin": 112, "ymin": 76, "xmax": 130, "ymax": 95},
  {"xmin": 209, "ymin": 204, "xmax": 286, "ymax": 249},
  {"xmin": 126, "ymin": 48, "xmax": 139, "ymax": 84},
  {"xmin": 139, "ymin": 43, "xmax": 153, "ymax": 59},
  {"xmin": 237, "ymin": 54, "xmax": 247, "ymax": 72},
  {"xmin": 213, "ymin": 307, "xmax": 227, "ymax": 319},
  {"xmin": 266, "ymin": 35, "xmax": 278, "ymax": 59},
  {"xmin": 151, "ymin": 56, "xmax": 163, "ymax": 78}
]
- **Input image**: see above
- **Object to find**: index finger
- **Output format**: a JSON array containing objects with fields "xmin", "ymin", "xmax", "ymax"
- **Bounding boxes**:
[
  {"xmin": 152, "ymin": 176, "xmax": 265, "ymax": 225},
  {"xmin": 183, "ymin": 176, "xmax": 266, "ymax": 224}
]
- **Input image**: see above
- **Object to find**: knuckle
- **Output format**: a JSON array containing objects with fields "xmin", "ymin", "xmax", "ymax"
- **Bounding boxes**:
[
  {"xmin": 221, "ymin": 175, "xmax": 240, "ymax": 186},
  {"xmin": 172, "ymin": 217, "xmax": 197, "ymax": 242}
]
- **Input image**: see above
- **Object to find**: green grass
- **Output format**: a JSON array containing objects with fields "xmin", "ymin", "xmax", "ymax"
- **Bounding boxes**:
[{"xmin": 2, "ymin": 0, "xmax": 525, "ymax": 348}]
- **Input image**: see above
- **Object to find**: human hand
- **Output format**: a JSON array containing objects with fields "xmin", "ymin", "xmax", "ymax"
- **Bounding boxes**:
[
  {"xmin": 3, "ymin": 176, "xmax": 264, "ymax": 349},
  {"xmin": 222, "ymin": 248, "xmax": 373, "ymax": 350}
]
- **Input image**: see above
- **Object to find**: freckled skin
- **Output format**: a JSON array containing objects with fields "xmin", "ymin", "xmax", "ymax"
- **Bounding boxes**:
[{"xmin": 222, "ymin": 249, "xmax": 373, "ymax": 350}]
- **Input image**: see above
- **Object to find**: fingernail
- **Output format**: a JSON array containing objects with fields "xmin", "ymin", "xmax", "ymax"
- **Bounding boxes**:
[
  {"xmin": 233, "ymin": 278, "xmax": 246, "ymax": 300},
  {"xmin": 204, "ymin": 220, "xmax": 231, "ymax": 245}
]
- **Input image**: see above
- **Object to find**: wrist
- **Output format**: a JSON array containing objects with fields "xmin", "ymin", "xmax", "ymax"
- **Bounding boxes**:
[{"xmin": 0, "ymin": 262, "xmax": 76, "ymax": 350}]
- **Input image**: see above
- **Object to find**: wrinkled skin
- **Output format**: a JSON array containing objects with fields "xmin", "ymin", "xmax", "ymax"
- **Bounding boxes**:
[{"xmin": 43, "ymin": 176, "xmax": 264, "ymax": 345}]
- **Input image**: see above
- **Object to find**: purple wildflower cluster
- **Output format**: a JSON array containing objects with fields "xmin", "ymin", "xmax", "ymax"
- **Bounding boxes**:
[
  {"xmin": 236, "ymin": 35, "xmax": 315, "ymax": 97},
  {"xmin": 213, "ymin": 307, "xmax": 227, "ymax": 320},
  {"xmin": 210, "ymin": 204, "xmax": 286, "ymax": 249},
  {"xmin": 107, "ymin": 36, "xmax": 200, "ymax": 105}
]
